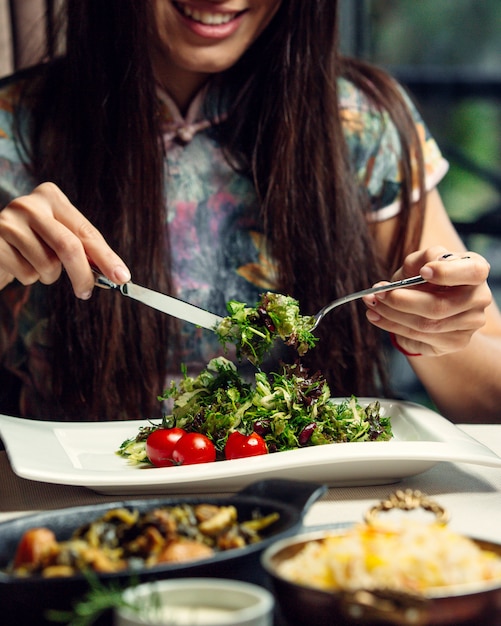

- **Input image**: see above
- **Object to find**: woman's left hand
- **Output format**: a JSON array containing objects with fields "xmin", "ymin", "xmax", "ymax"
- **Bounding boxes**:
[{"xmin": 363, "ymin": 246, "xmax": 492, "ymax": 357}]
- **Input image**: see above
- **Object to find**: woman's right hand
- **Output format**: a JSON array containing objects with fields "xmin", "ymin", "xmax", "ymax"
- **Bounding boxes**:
[{"xmin": 0, "ymin": 182, "xmax": 131, "ymax": 298}]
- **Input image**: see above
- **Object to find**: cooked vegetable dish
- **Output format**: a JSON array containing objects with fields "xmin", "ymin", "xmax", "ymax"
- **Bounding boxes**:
[{"xmin": 9, "ymin": 504, "xmax": 279, "ymax": 578}]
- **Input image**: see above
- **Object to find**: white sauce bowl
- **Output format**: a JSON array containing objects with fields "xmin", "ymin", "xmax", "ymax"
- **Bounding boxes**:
[{"xmin": 114, "ymin": 577, "xmax": 274, "ymax": 626}]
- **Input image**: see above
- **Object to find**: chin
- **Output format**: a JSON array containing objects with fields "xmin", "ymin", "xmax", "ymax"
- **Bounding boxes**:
[{"xmin": 181, "ymin": 56, "xmax": 241, "ymax": 75}]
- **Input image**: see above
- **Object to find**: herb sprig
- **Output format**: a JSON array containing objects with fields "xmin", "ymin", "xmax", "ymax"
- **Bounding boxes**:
[{"xmin": 45, "ymin": 572, "xmax": 140, "ymax": 626}]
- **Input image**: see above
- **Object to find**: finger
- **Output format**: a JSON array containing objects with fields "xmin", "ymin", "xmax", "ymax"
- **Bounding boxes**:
[
  {"xmin": 0, "ymin": 236, "xmax": 41, "ymax": 286},
  {"xmin": 361, "ymin": 279, "xmax": 429, "ymax": 309},
  {"xmin": 7, "ymin": 184, "xmax": 130, "ymax": 296},
  {"xmin": 0, "ymin": 270, "xmax": 15, "ymax": 290},
  {"xmin": 397, "ymin": 246, "xmax": 450, "ymax": 281},
  {"xmin": 419, "ymin": 251, "xmax": 490, "ymax": 287},
  {"xmin": 368, "ymin": 298, "xmax": 487, "ymax": 336},
  {"xmin": 367, "ymin": 309, "xmax": 482, "ymax": 356},
  {"xmin": 390, "ymin": 329, "xmax": 473, "ymax": 357},
  {"xmin": 34, "ymin": 184, "xmax": 131, "ymax": 286},
  {"xmin": 4, "ymin": 193, "xmax": 92, "ymax": 297},
  {"xmin": 366, "ymin": 279, "xmax": 490, "ymax": 329},
  {"xmin": 0, "ymin": 216, "xmax": 63, "ymax": 286},
  {"xmin": 366, "ymin": 294, "xmax": 487, "ymax": 358},
  {"xmin": 372, "ymin": 283, "xmax": 491, "ymax": 321}
]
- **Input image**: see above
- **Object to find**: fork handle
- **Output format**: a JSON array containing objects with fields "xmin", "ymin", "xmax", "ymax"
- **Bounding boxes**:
[
  {"xmin": 364, "ymin": 275, "xmax": 427, "ymax": 295},
  {"xmin": 332, "ymin": 275, "xmax": 426, "ymax": 306},
  {"xmin": 313, "ymin": 275, "xmax": 426, "ymax": 329}
]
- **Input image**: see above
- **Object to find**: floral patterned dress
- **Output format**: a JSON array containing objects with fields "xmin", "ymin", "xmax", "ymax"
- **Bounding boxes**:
[{"xmin": 0, "ymin": 71, "xmax": 448, "ymax": 419}]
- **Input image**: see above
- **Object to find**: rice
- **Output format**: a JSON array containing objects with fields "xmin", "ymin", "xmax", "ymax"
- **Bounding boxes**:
[{"xmin": 276, "ymin": 520, "xmax": 501, "ymax": 595}]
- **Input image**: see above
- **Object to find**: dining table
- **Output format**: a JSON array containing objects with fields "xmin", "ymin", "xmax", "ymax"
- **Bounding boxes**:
[{"xmin": 2, "ymin": 422, "xmax": 501, "ymax": 625}]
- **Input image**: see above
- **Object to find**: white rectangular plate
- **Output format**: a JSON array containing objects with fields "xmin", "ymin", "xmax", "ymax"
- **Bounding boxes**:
[{"xmin": 1, "ymin": 399, "xmax": 501, "ymax": 495}]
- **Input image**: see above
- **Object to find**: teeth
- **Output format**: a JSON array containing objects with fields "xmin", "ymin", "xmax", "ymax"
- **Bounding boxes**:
[{"xmin": 181, "ymin": 5, "xmax": 235, "ymax": 25}]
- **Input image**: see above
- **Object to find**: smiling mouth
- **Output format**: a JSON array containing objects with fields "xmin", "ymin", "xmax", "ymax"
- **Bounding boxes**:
[{"xmin": 174, "ymin": 2, "xmax": 242, "ymax": 26}]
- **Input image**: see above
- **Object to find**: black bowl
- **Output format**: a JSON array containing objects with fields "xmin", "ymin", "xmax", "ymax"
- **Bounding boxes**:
[{"xmin": 0, "ymin": 478, "xmax": 326, "ymax": 626}]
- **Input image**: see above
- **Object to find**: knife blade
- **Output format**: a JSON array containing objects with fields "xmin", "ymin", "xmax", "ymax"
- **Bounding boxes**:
[{"xmin": 94, "ymin": 273, "xmax": 224, "ymax": 331}]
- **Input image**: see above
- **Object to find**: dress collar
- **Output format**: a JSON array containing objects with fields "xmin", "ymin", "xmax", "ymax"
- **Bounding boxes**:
[{"xmin": 156, "ymin": 85, "xmax": 225, "ymax": 149}]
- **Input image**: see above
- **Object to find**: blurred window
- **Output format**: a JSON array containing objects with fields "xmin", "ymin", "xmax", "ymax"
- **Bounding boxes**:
[
  {"xmin": 341, "ymin": 0, "xmax": 501, "ymax": 244},
  {"xmin": 340, "ymin": 0, "xmax": 501, "ymax": 402}
]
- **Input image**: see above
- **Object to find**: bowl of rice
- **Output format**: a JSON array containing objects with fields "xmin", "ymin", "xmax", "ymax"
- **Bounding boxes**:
[{"xmin": 261, "ymin": 490, "xmax": 501, "ymax": 625}]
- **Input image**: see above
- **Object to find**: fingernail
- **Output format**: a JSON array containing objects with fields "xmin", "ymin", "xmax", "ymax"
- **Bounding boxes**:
[
  {"xmin": 114, "ymin": 266, "xmax": 131, "ymax": 283},
  {"xmin": 420, "ymin": 266, "xmax": 433, "ymax": 279},
  {"xmin": 366, "ymin": 310, "xmax": 381, "ymax": 322},
  {"xmin": 79, "ymin": 290, "xmax": 92, "ymax": 300}
]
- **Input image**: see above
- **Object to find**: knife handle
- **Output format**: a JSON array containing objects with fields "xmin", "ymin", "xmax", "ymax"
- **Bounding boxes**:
[{"xmin": 91, "ymin": 268, "xmax": 119, "ymax": 290}]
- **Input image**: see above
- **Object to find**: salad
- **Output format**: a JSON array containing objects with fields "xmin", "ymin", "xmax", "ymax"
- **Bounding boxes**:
[
  {"xmin": 118, "ymin": 291, "xmax": 393, "ymax": 467},
  {"xmin": 214, "ymin": 292, "xmax": 318, "ymax": 364},
  {"xmin": 118, "ymin": 358, "xmax": 392, "ymax": 466}
]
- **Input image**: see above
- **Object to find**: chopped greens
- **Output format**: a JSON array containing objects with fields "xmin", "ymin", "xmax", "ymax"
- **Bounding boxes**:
[
  {"xmin": 118, "ymin": 357, "xmax": 392, "ymax": 465},
  {"xmin": 215, "ymin": 292, "xmax": 318, "ymax": 364}
]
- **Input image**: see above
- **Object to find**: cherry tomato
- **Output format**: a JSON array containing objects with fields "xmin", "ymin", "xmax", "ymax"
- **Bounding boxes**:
[
  {"xmin": 224, "ymin": 431, "xmax": 268, "ymax": 460},
  {"xmin": 145, "ymin": 427, "xmax": 186, "ymax": 467},
  {"xmin": 171, "ymin": 432, "xmax": 216, "ymax": 466}
]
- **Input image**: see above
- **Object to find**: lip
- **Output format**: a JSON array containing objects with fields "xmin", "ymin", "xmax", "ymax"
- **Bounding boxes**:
[{"xmin": 173, "ymin": 1, "xmax": 247, "ymax": 39}]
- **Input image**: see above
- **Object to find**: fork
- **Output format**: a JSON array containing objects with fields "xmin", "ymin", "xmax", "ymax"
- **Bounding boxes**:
[
  {"xmin": 91, "ymin": 266, "xmax": 425, "ymax": 332},
  {"xmin": 310, "ymin": 275, "xmax": 426, "ymax": 330}
]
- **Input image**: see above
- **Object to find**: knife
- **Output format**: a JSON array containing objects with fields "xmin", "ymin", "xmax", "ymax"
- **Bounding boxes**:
[{"xmin": 93, "ymin": 272, "xmax": 224, "ymax": 331}]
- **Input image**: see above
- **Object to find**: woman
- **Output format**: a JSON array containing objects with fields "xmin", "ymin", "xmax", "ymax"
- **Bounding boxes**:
[{"xmin": 0, "ymin": 0, "xmax": 500, "ymax": 422}]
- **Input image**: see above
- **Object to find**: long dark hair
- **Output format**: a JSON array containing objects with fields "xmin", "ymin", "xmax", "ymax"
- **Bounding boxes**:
[{"xmin": 16, "ymin": 0, "xmax": 425, "ymax": 420}]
